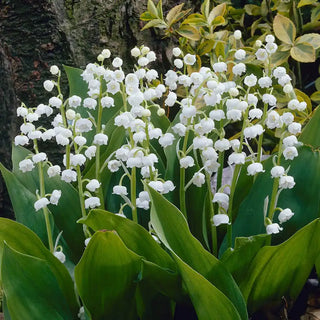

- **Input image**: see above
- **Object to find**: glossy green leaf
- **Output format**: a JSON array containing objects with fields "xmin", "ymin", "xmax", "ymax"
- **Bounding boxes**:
[
  {"xmin": 221, "ymin": 235, "xmax": 270, "ymax": 283},
  {"xmin": 273, "ymin": 14, "xmax": 296, "ymax": 45},
  {"xmin": 147, "ymin": 186, "xmax": 248, "ymax": 320},
  {"xmin": 311, "ymin": 5, "xmax": 320, "ymax": 21},
  {"xmin": 0, "ymin": 163, "xmax": 48, "ymax": 244},
  {"xmin": 141, "ymin": 19, "xmax": 167, "ymax": 31},
  {"xmin": 300, "ymin": 106, "xmax": 320, "ymax": 148},
  {"xmin": 197, "ymin": 39, "xmax": 215, "ymax": 55},
  {"xmin": 2, "ymin": 244, "xmax": 74, "ymax": 320},
  {"xmin": 80, "ymin": 210, "xmax": 182, "ymax": 318},
  {"xmin": 135, "ymin": 260, "xmax": 180, "ymax": 320},
  {"xmin": 223, "ymin": 146, "xmax": 320, "ymax": 249},
  {"xmin": 74, "ymin": 230, "xmax": 141, "ymax": 320},
  {"xmin": 238, "ymin": 219, "xmax": 320, "ymax": 313},
  {"xmin": 79, "ymin": 209, "xmax": 176, "ymax": 270},
  {"xmin": 291, "ymin": 42, "xmax": 316, "ymax": 62},
  {"xmin": 174, "ymin": 254, "xmax": 242, "ymax": 320},
  {"xmin": 0, "ymin": 218, "xmax": 78, "ymax": 316},
  {"xmin": 10, "ymin": 145, "xmax": 85, "ymax": 261}
]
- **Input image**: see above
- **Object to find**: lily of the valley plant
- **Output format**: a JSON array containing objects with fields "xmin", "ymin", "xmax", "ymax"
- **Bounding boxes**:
[{"xmin": 1, "ymin": 27, "xmax": 320, "ymax": 320}]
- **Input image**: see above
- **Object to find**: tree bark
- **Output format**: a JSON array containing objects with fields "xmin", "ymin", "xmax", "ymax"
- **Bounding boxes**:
[{"xmin": 0, "ymin": 0, "xmax": 201, "ymax": 218}]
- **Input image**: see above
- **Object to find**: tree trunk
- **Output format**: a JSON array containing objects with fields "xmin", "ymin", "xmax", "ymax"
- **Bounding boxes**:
[{"xmin": 0, "ymin": 0, "xmax": 201, "ymax": 218}]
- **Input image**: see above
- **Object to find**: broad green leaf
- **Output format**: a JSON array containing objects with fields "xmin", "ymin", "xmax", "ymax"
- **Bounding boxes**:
[
  {"xmin": 0, "ymin": 218, "xmax": 78, "ymax": 316},
  {"xmin": 80, "ymin": 211, "xmax": 183, "ymax": 318},
  {"xmin": 0, "ymin": 163, "xmax": 48, "ymax": 244},
  {"xmin": 208, "ymin": 3, "xmax": 227, "ymax": 25},
  {"xmin": 296, "ymin": 33, "xmax": 320, "ymax": 49},
  {"xmin": 238, "ymin": 219, "xmax": 320, "ymax": 313},
  {"xmin": 311, "ymin": 91, "xmax": 320, "ymax": 103},
  {"xmin": 221, "ymin": 235, "xmax": 270, "ymax": 283},
  {"xmin": 79, "ymin": 209, "xmax": 176, "ymax": 270},
  {"xmin": 135, "ymin": 260, "xmax": 181, "ymax": 319},
  {"xmin": 148, "ymin": 186, "xmax": 248, "ymax": 320},
  {"xmin": 10, "ymin": 145, "xmax": 85, "ymax": 261},
  {"xmin": 75, "ymin": 230, "xmax": 141, "ymax": 319},
  {"xmin": 174, "ymin": 254, "xmax": 242, "ymax": 320},
  {"xmin": 2, "ymin": 244, "xmax": 74, "ymax": 320},
  {"xmin": 291, "ymin": 42, "xmax": 316, "ymax": 62},
  {"xmin": 300, "ymin": 106, "xmax": 320, "ymax": 148},
  {"xmin": 298, "ymin": 0, "xmax": 317, "ymax": 7},
  {"xmin": 273, "ymin": 14, "xmax": 296, "ymax": 45},
  {"xmin": 222, "ymin": 146, "xmax": 320, "ymax": 250},
  {"xmin": 177, "ymin": 25, "xmax": 201, "ymax": 41}
]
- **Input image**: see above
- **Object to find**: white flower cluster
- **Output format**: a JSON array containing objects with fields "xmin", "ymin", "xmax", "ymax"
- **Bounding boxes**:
[{"xmin": 15, "ymin": 35, "xmax": 304, "ymax": 241}]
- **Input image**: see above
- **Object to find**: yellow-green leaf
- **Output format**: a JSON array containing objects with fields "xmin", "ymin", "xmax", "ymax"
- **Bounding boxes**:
[
  {"xmin": 166, "ymin": 3, "xmax": 184, "ymax": 25},
  {"xmin": 177, "ymin": 25, "xmax": 201, "ymax": 41},
  {"xmin": 147, "ymin": 0, "xmax": 158, "ymax": 18},
  {"xmin": 208, "ymin": 3, "xmax": 227, "ymax": 25},
  {"xmin": 244, "ymin": 4, "xmax": 261, "ymax": 16},
  {"xmin": 211, "ymin": 16, "xmax": 225, "ymax": 26},
  {"xmin": 182, "ymin": 13, "xmax": 207, "ymax": 26},
  {"xmin": 273, "ymin": 14, "xmax": 296, "ymax": 45},
  {"xmin": 311, "ymin": 91, "xmax": 320, "ymax": 103},
  {"xmin": 156, "ymin": 0, "xmax": 163, "ymax": 20},
  {"xmin": 201, "ymin": 0, "xmax": 210, "ymax": 17},
  {"xmin": 260, "ymin": 0, "xmax": 268, "ymax": 17},
  {"xmin": 270, "ymin": 49, "xmax": 290, "ymax": 67},
  {"xmin": 311, "ymin": 5, "xmax": 320, "ymax": 21},
  {"xmin": 140, "ymin": 11, "xmax": 155, "ymax": 21},
  {"xmin": 295, "ymin": 33, "xmax": 320, "ymax": 49},
  {"xmin": 215, "ymin": 41, "xmax": 225, "ymax": 59},
  {"xmin": 141, "ymin": 19, "xmax": 167, "ymax": 31},
  {"xmin": 290, "ymin": 42, "xmax": 315, "ymax": 62},
  {"xmin": 197, "ymin": 39, "xmax": 215, "ymax": 56},
  {"xmin": 315, "ymin": 77, "xmax": 320, "ymax": 91},
  {"xmin": 298, "ymin": 0, "xmax": 317, "ymax": 8},
  {"xmin": 302, "ymin": 21, "xmax": 320, "ymax": 33}
]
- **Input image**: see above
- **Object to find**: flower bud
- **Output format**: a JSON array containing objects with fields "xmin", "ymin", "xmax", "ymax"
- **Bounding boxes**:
[{"xmin": 66, "ymin": 109, "xmax": 76, "ymax": 120}]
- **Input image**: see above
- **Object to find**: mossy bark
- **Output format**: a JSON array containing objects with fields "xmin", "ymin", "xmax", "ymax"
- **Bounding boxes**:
[{"xmin": 0, "ymin": 0, "xmax": 201, "ymax": 218}]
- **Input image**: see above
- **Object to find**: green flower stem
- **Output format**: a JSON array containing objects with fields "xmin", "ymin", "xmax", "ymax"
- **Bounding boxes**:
[
  {"xmin": 267, "ymin": 134, "xmax": 284, "ymax": 221},
  {"xmin": 206, "ymin": 173, "xmax": 217, "ymax": 256},
  {"xmin": 226, "ymin": 164, "xmax": 241, "ymax": 248},
  {"xmin": 226, "ymin": 108, "xmax": 249, "ymax": 248},
  {"xmin": 76, "ymin": 165, "xmax": 87, "ymax": 218},
  {"xmin": 38, "ymin": 162, "xmax": 54, "ymax": 253},
  {"xmin": 33, "ymin": 139, "xmax": 54, "ymax": 252},
  {"xmin": 131, "ymin": 167, "xmax": 138, "ymax": 223},
  {"xmin": 179, "ymin": 129, "xmax": 190, "ymax": 218},
  {"xmin": 256, "ymin": 103, "xmax": 268, "ymax": 164},
  {"xmin": 95, "ymin": 76, "xmax": 105, "ymax": 209}
]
